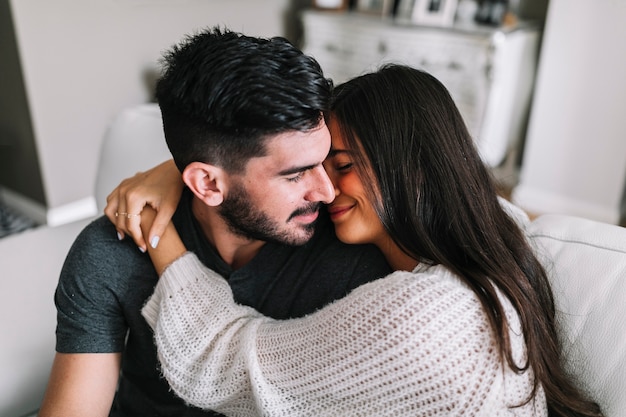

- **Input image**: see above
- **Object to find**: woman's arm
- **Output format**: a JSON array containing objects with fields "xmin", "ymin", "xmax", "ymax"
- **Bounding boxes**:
[
  {"xmin": 139, "ymin": 206, "xmax": 186, "ymax": 275},
  {"xmin": 104, "ymin": 159, "xmax": 183, "ymax": 252},
  {"xmin": 142, "ymin": 258, "xmax": 511, "ymax": 416}
]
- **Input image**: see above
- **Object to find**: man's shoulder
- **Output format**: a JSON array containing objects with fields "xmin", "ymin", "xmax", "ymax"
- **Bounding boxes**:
[
  {"xmin": 69, "ymin": 215, "xmax": 140, "ymax": 257},
  {"xmin": 75, "ymin": 214, "xmax": 118, "ymax": 239},
  {"xmin": 56, "ymin": 215, "xmax": 157, "ymax": 323},
  {"xmin": 55, "ymin": 216, "xmax": 157, "ymax": 354},
  {"xmin": 60, "ymin": 215, "xmax": 154, "ymax": 287}
]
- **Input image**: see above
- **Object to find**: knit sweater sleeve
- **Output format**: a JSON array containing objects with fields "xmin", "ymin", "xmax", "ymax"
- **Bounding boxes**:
[{"xmin": 142, "ymin": 252, "xmax": 539, "ymax": 417}]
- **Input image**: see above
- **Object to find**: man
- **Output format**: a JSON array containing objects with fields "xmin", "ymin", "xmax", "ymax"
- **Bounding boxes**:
[{"xmin": 38, "ymin": 27, "xmax": 390, "ymax": 416}]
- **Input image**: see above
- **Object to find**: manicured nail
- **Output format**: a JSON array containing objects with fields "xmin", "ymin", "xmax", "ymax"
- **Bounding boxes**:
[
  {"xmin": 117, "ymin": 232, "xmax": 124, "ymax": 241},
  {"xmin": 150, "ymin": 236, "xmax": 160, "ymax": 249},
  {"xmin": 139, "ymin": 246, "xmax": 146, "ymax": 253}
]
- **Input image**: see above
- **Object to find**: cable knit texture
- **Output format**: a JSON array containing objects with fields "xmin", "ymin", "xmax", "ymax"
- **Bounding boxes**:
[{"xmin": 142, "ymin": 252, "xmax": 547, "ymax": 416}]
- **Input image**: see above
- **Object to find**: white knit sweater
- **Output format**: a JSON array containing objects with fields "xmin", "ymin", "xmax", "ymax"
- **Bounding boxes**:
[{"xmin": 142, "ymin": 252, "xmax": 547, "ymax": 417}]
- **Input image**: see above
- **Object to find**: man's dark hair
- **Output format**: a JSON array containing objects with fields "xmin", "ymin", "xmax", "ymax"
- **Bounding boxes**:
[{"xmin": 156, "ymin": 26, "xmax": 333, "ymax": 173}]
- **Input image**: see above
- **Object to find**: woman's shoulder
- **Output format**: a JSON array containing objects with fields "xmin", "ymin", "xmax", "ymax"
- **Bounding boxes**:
[
  {"xmin": 358, "ymin": 263, "xmax": 484, "ymax": 308},
  {"xmin": 402, "ymin": 264, "xmax": 537, "ymax": 399},
  {"xmin": 389, "ymin": 264, "xmax": 524, "ymax": 340},
  {"xmin": 342, "ymin": 264, "xmax": 492, "ymax": 336},
  {"xmin": 368, "ymin": 265, "xmax": 542, "ymax": 414}
]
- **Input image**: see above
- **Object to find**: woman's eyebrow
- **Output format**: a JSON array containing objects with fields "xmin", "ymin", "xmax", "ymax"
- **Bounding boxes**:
[{"xmin": 327, "ymin": 149, "xmax": 350, "ymax": 158}]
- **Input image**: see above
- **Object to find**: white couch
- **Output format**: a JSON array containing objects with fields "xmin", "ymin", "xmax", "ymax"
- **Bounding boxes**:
[
  {"xmin": 0, "ymin": 104, "xmax": 624, "ymax": 416},
  {"xmin": 0, "ymin": 104, "xmax": 170, "ymax": 417}
]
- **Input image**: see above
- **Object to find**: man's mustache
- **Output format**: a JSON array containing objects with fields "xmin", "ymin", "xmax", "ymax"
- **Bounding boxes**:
[{"xmin": 287, "ymin": 203, "xmax": 322, "ymax": 221}]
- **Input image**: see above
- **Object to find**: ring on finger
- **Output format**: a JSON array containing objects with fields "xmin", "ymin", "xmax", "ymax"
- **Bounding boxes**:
[{"xmin": 115, "ymin": 212, "xmax": 140, "ymax": 219}]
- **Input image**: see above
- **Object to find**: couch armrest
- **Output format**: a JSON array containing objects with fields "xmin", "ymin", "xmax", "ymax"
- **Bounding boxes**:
[{"xmin": 528, "ymin": 214, "xmax": 626, "ymax": 417}]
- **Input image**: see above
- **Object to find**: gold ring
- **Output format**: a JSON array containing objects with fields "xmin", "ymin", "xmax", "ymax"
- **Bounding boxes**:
[{"xmin": 115, "ymin": 212, "xmax": 139, "ymax": 219}]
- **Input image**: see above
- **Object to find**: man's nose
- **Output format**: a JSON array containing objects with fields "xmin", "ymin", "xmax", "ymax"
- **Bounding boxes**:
[{"xmin": 307, "ymin": 165, "xmax": 335, "ymax": 204}]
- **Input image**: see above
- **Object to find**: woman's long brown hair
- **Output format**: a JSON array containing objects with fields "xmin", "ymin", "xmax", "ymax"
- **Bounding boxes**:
[{"xmin": 330, "ymin": 64, "xmax": 603, "ymax": 417}]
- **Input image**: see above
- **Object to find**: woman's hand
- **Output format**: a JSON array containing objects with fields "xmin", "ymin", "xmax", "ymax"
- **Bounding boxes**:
[
  {"xmin": 104, "ymin": 159, "xmax": 184, "ymax": 252},
  {"xmin": 139, "ymin": 206, "xmax": 187, "ymax": 275}
]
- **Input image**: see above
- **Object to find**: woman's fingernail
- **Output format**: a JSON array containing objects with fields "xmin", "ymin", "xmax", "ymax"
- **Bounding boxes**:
[
  {"xmin": 150, "ymin": 236, "xmax": 160, "ymax": 249},
  {"xmin": 139, "ymin": 246, "xmax": 146, "ymax": 253},
  {"xmin": 117, "ymin": 232, "xmax": 124, "ymax": 241}
]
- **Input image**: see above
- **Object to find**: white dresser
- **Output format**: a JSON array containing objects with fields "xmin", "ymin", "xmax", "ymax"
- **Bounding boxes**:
[{"xmin": 301, "ymin": 10, "xmax": 540, "ymax": 169}]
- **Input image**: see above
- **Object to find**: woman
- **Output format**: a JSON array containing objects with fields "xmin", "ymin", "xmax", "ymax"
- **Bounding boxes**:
[{"xmin": 108, "ymin": 65, "xmax": 602, "ymax": 416}]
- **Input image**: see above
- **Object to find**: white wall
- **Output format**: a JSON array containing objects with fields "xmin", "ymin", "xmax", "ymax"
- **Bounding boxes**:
[
  {"xmin": 8, "ymin": 0, "xmax": 290, "ymax": 225},
  {"xmin": 512, "ymin": 0, "xmax": 626, "ymax": 224}
]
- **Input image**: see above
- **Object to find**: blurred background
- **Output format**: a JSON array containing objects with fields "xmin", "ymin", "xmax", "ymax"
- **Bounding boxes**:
[{"xmin": 1, "ymin": 0, "xmax": 624, "ymax": 236}]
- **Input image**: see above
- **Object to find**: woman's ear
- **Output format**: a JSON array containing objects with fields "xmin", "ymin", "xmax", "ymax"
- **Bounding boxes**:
[{"xmin": 182, "ymin": 162, "xmax": 226, "ymax": 206}]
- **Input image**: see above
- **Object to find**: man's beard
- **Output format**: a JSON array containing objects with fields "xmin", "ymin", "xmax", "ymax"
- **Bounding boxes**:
[{"xmin": 218, "ymin": 182, "xmax": 320, "ymax": 246}]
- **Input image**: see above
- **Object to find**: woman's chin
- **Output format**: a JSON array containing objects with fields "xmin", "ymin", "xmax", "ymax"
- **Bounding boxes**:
[{"xmin": 335, "ymin": 227, "xmax": 366, "ymax": 246}]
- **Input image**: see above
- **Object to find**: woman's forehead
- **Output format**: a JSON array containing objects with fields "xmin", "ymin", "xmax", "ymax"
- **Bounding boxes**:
[{"xmin": 327, "ymin": 117, "xmax": 347, "ymax": 149}]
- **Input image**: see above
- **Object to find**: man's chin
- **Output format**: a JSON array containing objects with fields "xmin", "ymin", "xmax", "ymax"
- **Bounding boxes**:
[{"xmin": 273, "ymin": 223, "xmax": 317, "ymax": 246}]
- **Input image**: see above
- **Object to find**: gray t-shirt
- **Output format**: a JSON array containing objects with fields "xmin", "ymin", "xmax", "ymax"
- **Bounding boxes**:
[{"xmin": 54, "ymin": 190, "xmax": 391, "ymax": 416}]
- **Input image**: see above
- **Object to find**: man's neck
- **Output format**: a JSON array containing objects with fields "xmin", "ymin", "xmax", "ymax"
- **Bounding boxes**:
[{"xmin": 191, "ymin": 197, "xmax": 265, "ymax": 269}]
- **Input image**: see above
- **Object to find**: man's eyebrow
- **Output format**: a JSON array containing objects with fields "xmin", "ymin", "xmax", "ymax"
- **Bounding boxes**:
[{"xmin": 277, "ymin": 163, "xmax": 319, "ymax": 176}]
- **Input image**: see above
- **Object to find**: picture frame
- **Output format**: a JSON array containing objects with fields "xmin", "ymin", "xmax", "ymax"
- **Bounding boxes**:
[
  {"xmin": 411, "ymin": 0, "xmax": 458, "ymax": 26},
  {"xmin": 313, "ymin": 0, "xmax": 349, "ymax": 10}
]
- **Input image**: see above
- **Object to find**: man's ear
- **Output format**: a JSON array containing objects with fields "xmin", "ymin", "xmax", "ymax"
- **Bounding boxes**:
[{"xmin": 182, "ymin": 162, "xmax": 227, "ymax": 206}]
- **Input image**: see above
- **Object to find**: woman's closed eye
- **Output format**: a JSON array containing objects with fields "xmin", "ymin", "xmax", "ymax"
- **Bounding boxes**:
[
  {"xmin": 324, "ymin": 156, "xmax": 353, "ymax": 173},
  {"xmin": 336, "ymin": 162, "xmax": 353, "ymax": 172}
]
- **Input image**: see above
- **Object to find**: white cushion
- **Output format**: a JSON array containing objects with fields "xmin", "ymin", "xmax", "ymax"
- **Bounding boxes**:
[
  {"xmin": 528, "ymin": 214, "xmax": 626, "ymax": 417},
  {"xmin": 94, "ymin": 104, "xmax": 170, "ymax": 211}
]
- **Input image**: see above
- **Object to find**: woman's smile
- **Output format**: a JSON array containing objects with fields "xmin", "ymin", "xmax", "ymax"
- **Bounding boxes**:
[{"xmin": 326, "ymin": 204, "xmax": 354, "ymax": 221}]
